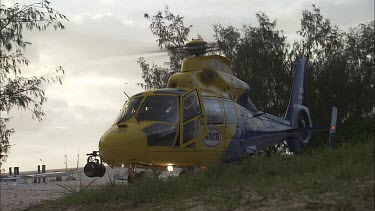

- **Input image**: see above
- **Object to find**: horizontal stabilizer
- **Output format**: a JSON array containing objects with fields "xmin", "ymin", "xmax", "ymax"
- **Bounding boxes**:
[{"xmin": 246, "ymin": 126, "xmax": 330, "ymax": 139}]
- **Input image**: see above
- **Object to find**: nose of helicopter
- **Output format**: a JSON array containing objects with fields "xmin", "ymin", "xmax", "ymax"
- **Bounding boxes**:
[{"xmin": 99, "ymin": 124, "xmax": 147, "ymax": 164}]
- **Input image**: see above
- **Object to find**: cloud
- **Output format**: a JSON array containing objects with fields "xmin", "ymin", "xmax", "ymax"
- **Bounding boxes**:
[
  {"xmin": 1, "ymin": 0, "xmax": 14, "ymax": 7},
  {"xmin": 72, "ymin": 12, "xmax": 114, "ymax": 25},
  {"xmin": 98, "ymin": 0, "xmax": 115, "ymax": 4}
]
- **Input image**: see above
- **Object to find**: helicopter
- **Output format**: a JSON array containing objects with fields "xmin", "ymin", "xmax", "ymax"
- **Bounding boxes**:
[{"xmin": 83, "ymin": 40, "xmax": 337, "ymax": 179}]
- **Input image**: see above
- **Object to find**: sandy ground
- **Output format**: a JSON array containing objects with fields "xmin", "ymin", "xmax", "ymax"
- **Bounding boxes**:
[
  {"xmin": 0, "ymin": 167, "xmax": 178, "ymax": 210},
  {"xmin": 0, "ymin": 178, "xmax": 120, "ymax": 211},
  {"xmin": 1, "ymin": 182, "xmax": 67, "ymax": 211},
  {"xmin": 0, "ymin": 169, "xmax": 117, "ymax": 211}
]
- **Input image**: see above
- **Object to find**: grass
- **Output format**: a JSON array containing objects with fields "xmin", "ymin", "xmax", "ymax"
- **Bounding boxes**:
[{"xmin": 31, "ymin": 137, "xmax": 374, "ymax": 210}]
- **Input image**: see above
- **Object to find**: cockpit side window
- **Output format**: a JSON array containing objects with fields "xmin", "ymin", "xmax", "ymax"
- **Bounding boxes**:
[
  {"xmin": 183, "ymin": 91, "xmax": 202, "ymax": 122},
  {"xmin": 114, "ymin": 96, "xmax": 144, "ymax": 125},
  {"xmin": 138, "ymin": 95, "xmax": 178, "ymax": 124},
  {"xmin": 203, "ymin": 98, "xmax": 223, "ymax": 124}
]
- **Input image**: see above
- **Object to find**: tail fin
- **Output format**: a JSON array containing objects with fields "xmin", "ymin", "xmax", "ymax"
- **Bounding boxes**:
[
  {"xmin": 285, "ymin": 57, "xmax": 306, "ymax": 122},
  {"xmin": 284, "ymin": 58, "xmax": 339, "ymax": 153},
  {"xmin": 285, "ymin": 57, "xmax": 312, "ymax": 153}
]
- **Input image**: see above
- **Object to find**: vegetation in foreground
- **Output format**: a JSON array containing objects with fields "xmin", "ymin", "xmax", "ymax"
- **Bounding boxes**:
[{"xmin": 31, "ymin": 136, "xmax": 374, "ymax": 210}]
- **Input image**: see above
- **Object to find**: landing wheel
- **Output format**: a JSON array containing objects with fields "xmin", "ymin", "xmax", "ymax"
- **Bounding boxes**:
[
  {"xmin": 179, "ymin": 167, "xmax": 195, "ymax": 176},
  {"xmin": 97, "ymin": 164, "xmax": 106, "ymax": 177},
  {"xmin": 138, "ymin": 171, "xmax": 147, "ymax": 178},
  {"xmin": 84, "ymin": 162, "xmax": 98, "ymax": 177},
  {"xmin": 84, "ymin": 151, "xmax": 106, "ymax": 177},
  {"xmin": 179, "ymin": 170, "xmax": 187, "ymax": 176},
  {"xmin": 127, "ymin": 167, "xmax": 137, "ymax": 184},
  {"xmin": 84, "ymin": 162, "xmax": 106, "ymax": 177}
]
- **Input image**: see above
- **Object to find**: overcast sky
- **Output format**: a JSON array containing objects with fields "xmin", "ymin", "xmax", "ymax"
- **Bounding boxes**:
[{"xmin": 2, "ymin": 0, "xmax": 374, "ymax": 172}]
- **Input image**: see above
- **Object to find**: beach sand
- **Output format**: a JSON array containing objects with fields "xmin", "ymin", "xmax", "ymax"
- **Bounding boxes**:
[
  {"xmin": 0, "ymin": 170, "xmax": 116, "ymax": 211},
  {"xmin": 1, "ymin": 182, "xmax": 66, "ymax": 211}
]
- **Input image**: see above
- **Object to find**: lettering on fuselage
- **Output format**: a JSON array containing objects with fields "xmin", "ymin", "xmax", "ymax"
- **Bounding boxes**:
[{"xmin": 202, "ymin": 125, "xmax": 221, "ymax": 147}]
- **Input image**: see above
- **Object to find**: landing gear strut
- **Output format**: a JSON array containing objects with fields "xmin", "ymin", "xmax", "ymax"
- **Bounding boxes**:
[{"xmin": 84, "ymin": 151, "xmax": 106, "ymax": 177}]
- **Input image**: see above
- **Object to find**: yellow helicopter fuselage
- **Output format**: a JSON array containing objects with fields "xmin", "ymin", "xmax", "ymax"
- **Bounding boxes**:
[{"xmin": 99, "ymin": 88, "xmax": 242, "ymax": 168}]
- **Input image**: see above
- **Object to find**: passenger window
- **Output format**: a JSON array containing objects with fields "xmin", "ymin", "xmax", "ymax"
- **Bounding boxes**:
[
  {"xmin": 203, "ymin": 98, "xmax": 223, "ymax": 124},
  {"xmin": 183, "ymin": 91, "xmax": 202, "ymax": 122},
  {"xmin": 223, "ymin": 101, "xmax": 237, "ymax": 124}
]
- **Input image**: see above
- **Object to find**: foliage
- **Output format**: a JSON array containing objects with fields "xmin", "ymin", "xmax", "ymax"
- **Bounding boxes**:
[
  {"xmin": 214, "ymin": 12, "xmax": 292, "ymax": 116},
  {"xmin": 216, "ymin": 5, "xmax": 375, "ymax": 147},
  {"xmin": 138, "ymin": 6, "xmax": 192, "ymax": 90},
  {"xmin": 336, "ymin": 117, "xmax": 375, "ymax": 144},
  {"xmin": 137, "ymin": 57, "xmax": 171, "ymax": 89},
  {"xmin": 296, "ymin": 5, "xmax": 374, "ymax": 125},
  {"xmin": 0, "ymin": 1, "xmax": 68, "ymax": 165},
  {"xmin": 213, "ymin": 24, "xmax": 240, "ymax": 67}
]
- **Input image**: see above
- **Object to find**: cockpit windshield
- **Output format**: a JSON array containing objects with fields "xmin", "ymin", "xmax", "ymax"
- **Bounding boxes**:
[
  {"xmin": 138, "ymin": 95, "xmax": 178, "ymax": 124},
  {"xmin": 114, "ymin": 96, "xmax": 144, "ymax": 125}
]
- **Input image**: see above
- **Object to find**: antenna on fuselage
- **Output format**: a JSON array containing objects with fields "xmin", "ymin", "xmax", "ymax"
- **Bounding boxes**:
[
  {"xmin": 123, "ymin": 91, "xmax": 130, "ymax": 99},
  {"xmin": 123, "ymin": 82, "xmax": 130, "ymax": 99}
]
